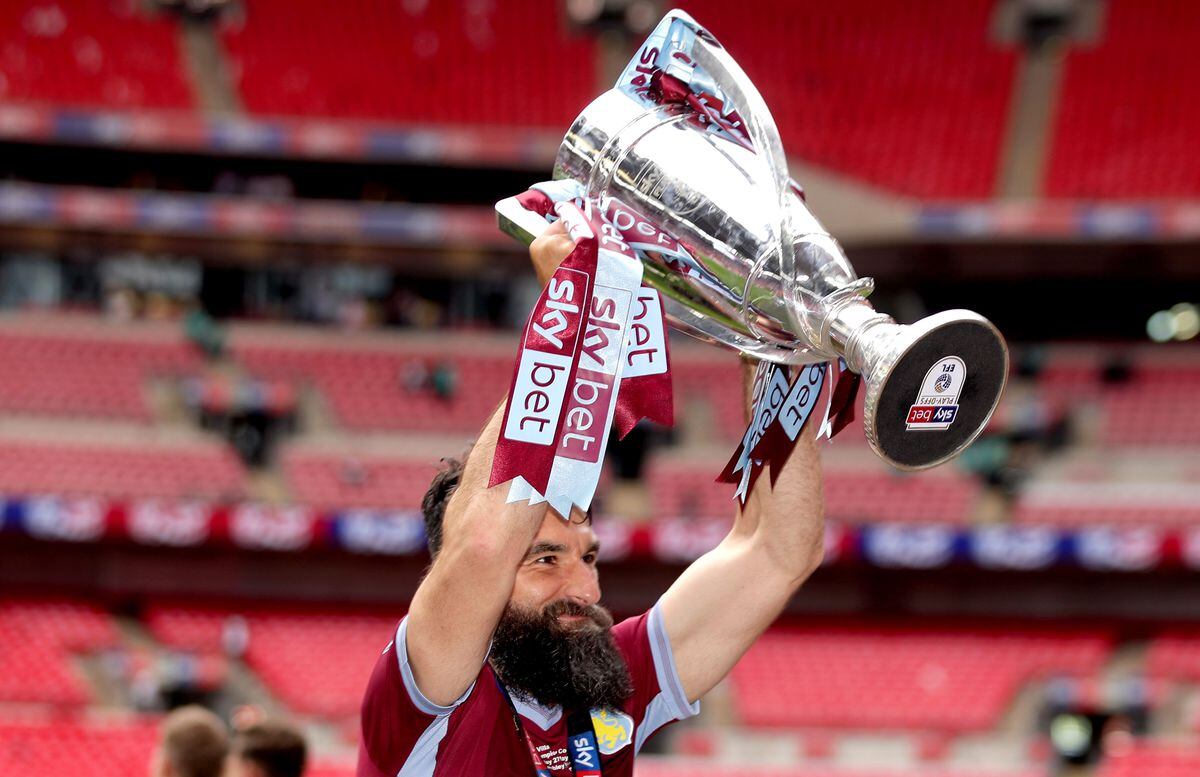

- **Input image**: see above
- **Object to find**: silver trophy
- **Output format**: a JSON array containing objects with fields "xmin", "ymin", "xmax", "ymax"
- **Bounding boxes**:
[{"xmin": 497, "ymin": 9, "xmax": 1007, "ymax": 470}]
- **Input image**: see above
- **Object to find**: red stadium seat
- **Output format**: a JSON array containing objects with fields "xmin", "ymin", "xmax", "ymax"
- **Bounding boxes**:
[
  {"xmin": 730, "ymin": 626, "xmax": 1110, "ymax": 732},
  {"xmin": 0, "ymin": 0, "xmax": 192, "ymax": 109},
  {"xmin": 0, "ymin": 600, "xmax": 117, "ymax": 706},
  {"xmin": 233, "ymin": 338, "xmax": 511, "ymax": 433},
  {"xmin": 645, "ymin": 457, "xmax": 979, "ymax": 524},
  {"xmin": 1094, "ymin": 742, "xmax": 1200, "ymax": 777},
  {"xmin": 146, "ymin": 604, "xmax": 398, "ymax": 719},
  {"xmin": 1047, "ymin": 0, "xmax": 1200, "ymax": 198},
  {"xmin": 0, "ymin": 438, "xmax": 247, "ymax": 501},
  {"xmin": 634, "ymin": 765, "xmax": 1043, "ymax": 777},
  {"xmin": 281, "ymin": 449, "xmax": 436, "ymax": 511},
  {"xmin": 218, "ymin": 0, "xmax": 597, "ymax": 129},
  {"xmin": 0, "ymin": 717, "xmax": 159, "ymax": 777},
  {"xmin": 0, "ymin": 329, "xmax": 202, "ymax": 421}
]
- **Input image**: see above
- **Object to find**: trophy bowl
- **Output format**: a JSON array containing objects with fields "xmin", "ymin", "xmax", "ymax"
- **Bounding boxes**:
[{"xmin": 497, "ymin": 8, "xmax": 1009, "ymax": 471}]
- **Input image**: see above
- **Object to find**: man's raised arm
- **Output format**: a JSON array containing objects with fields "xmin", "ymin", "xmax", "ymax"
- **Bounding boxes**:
[
  {"xmin": 405, "ymin": 222, "xmax": 577, "ymax": 707},
  {"xmin": 659, "ymin": 360, "xmax": 825, "ymax": 703}
]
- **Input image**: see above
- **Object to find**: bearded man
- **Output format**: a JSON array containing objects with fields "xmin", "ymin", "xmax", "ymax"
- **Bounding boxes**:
[{"xmin": 358, "ymin": 221, "xmax": 825, "ymax": 776}]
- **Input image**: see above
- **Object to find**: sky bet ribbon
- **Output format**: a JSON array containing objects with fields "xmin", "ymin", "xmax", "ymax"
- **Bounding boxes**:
[{"xmin": 493, "ymin": 186, "xmax": 672, "ymax": 518}]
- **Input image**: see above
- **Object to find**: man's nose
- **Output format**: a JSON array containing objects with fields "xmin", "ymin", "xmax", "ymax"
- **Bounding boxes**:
[{"xmin": 562, "ymin": 560, "xmax": 600, "ymax": 607}]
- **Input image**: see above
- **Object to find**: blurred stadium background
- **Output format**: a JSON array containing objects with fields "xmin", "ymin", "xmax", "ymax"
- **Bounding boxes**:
[{"xmin": 0, "ymin": 0, "xmax": 1198, "ymax": 775}]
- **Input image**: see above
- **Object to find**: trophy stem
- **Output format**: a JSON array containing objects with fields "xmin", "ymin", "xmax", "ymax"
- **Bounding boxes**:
[{"xmin": 822, "ymin": 294, "xmax": 897, "ymax": 379}]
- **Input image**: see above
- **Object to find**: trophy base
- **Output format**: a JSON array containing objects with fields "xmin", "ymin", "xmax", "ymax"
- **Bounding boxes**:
[{"xmin": 863, "ymin": 311, "xmax": 1008, "ymax": 471}]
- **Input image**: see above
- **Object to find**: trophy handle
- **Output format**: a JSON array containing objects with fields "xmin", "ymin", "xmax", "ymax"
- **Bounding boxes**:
[{"xmin": 495, "ymin": 195, "xmax": 551, "ymax": 246}]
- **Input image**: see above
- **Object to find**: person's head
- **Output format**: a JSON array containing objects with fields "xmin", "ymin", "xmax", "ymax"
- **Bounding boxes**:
[
  {"xmin": 228, "ymin": 720, "xmax": 307, "ymax": 777},
  {"xmin": 150, "ymin": 705, "xmax": 229, "ymax": 777},
  {"xmin": 422, "ymin": 457, "xmax": 631, "ymax": 711}
]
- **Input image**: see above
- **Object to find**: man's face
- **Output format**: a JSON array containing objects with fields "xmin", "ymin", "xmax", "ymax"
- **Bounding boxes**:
[
  {"xmin": 511, "ymin": 508, "xmax": 602, "ymax": 617},
  {"xmin": 489, "ymin": 509, "xmax": 632, "ymax": 711}
]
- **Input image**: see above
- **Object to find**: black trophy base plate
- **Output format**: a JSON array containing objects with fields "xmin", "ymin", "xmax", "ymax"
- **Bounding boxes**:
[{"xmin": 871, "ymin": 318, "xmax": 1008, "ymax": 470}]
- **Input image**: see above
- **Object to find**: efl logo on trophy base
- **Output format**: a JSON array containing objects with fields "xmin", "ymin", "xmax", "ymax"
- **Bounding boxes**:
[{"xmin": 906, "ymin": 356, "xmax": 965, "ymax": 431}]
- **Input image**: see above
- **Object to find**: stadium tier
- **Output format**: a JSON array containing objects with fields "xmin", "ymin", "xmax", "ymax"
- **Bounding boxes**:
[
  {"xmin": 1146, "ymin": 633, "xmax": 1200, "ymax": 682},
  {"xmin": 232, "ymin": 338, "xmax": 511, "ymax": 432},
  {"xmin": 280, "ymin": 449, "xmax": 436, "ymax": 511},
  {"xmin": 217, "ymin": 0, "xmax": 597, "ymax": 128},
  {"xmin": 0, "ymin": 718, "xmax": 160, "ymax": 777},
  {"xmin": 0, "ymin": 328, "xmax": 201, "ymax": 421},
  {"xmin": 646, "ymin": 458, "xmax": 981, "ymax": 524},
  {"xmin": 1013, "ymin": 483, "xmax": 1200, "ymax": 527},
  {"xmin": 674, "ymin": 0, "xmax": 1017, "ymax": 198},
  {"xmin": 730, "ymin": 627, "xmax": 1110, "ymax": 731},
  {"xmin": 635, "ymin": 768, "xmax": 1044, "ymax": 777},
  {"xmin": 0, "ymin": 600, "xmax": 117, "ymax": 706},
  {"xmin": 0, "ymin": 0, "xmax": 192, "ymax": 109},
  {"xmin": 146, "ymin": 605, "xmax": 396, "ymax": 719},
  {"xmin": 0, "ymin": 438, "xmax": 247, "ymax": 501},
  {"xmin": 1047, "ymin": 0, "xmax": 1200, "ymax": 198},
  {"xmin": 1094, "ymin": 743, "xmax": 1200, "ymax": 777}
]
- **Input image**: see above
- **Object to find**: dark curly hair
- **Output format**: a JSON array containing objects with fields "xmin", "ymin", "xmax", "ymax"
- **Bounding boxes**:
[
  {"xmin": 420, "ymin": 455, "xmax": 593, "ymax": 558},
  {"xmin": 421, "ymin": 457, "xmax": 464, "ymax": 557}
]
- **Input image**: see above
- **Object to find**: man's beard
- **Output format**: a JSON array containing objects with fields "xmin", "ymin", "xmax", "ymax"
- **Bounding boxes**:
[{"xmin": 489, "ymin": 599, "xmax": 632, "ymax": 712}]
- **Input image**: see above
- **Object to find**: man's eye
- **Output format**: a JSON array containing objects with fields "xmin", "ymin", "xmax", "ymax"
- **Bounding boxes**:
[
  {"xmin": 583, "ymin": 553, "xmax": 597, "ymax": 565},
  {"xmin": 536, "ymin": 555, "xmax": 556, "ymax": 565}
]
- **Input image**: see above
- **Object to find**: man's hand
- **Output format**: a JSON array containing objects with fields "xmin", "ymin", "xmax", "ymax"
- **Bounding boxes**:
[
  {"xmin": 529, "ymin": 220, "xmax": 576, "ymax": 287},
  {"xmin": 658, "ymin": 360, "xmax": 824, "ymax": 703}
]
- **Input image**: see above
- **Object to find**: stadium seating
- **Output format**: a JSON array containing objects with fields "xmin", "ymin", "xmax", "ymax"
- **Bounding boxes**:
[
  {"xmin": 1095, "ymin": 742, "xmax": 1200, "ymax": 777},
  {"xmin": 0, "ymin": 600, "xmax": 117, "ymax": 706},
  {"xmin": 0, "ymin": 329, "xmax": 202, "ymax": 421},
  {"xmin": 281, "ymin": 449, "xmax": 435, "ymax": 511},
  {"xmin": 674, "ymin": 0, "xmax": 1017, "ymax": 198},
  {"xmin": 1036, "ymin": 354, "xmax": 1200, "ymax": 446},
  {"xmin": 218, "ymin": 0, "xmax": 597, "ymax": 128},
  {"xmin": 0, "ymin": 438, "xmax": 247, "ymax": 501},
  {"xmin": 1047, "ymin": 0, "xmax": 1200, "ymax": 197},
  {"xmin": 730, "ymin": 626, "xmax": 1110, "ymax": 731},
  {"xmin": 146, "ymin": 605, "xmax": 396, "ymax": 719},
  {"xmin": 635, "ymin": 768, "xmax": 1043, "ymax": 777},
  {"xmin": 0, "ymin": 717, "xmax": 159, "ymax": 777},
  {"xmin": 1013, "ymin": 483, "xmax": 1200, "ymax": 527},
  {"xmin": 233, "ymin": 339, "xmax": 510, "ymax": 432},
  {"xmin": 646, "ymin": 458, "xmax": 979, "ymax": 524},
  {"xmin": 0, "ymin": 0, "xmax": 192, "ymax": 109},
  {"xmin": 1146, "ymin": 633, "xmax": 1200, "ymax": 681}
]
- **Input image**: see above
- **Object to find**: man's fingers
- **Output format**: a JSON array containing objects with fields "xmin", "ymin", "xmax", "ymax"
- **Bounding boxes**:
[{"xmin": 530, "ymin": 220, "xmax": 575, "ymax": 286}]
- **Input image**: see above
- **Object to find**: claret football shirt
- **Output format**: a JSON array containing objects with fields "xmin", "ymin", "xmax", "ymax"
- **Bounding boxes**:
[{"xmin": 358, "ymin": 603, "xmax": 700, "ymax": 776}]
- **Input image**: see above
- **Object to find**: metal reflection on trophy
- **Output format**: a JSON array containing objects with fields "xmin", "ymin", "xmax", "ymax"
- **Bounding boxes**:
[{"xmin": 497, "ymin": 8, "xmax": 1008, "ymax": 471}]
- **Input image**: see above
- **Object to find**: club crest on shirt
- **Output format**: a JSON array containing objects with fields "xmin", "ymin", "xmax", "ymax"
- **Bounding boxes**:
[{"xmin": 590, "ymin": 708, "xmax": 633, "ymax": 754}]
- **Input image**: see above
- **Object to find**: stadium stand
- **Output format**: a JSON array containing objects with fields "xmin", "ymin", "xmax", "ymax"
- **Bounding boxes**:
[
  {"xmin": 635, "ymin": 767, "xmax": 1044, "ymax": 777},
  {"xmin": 1037, "ymin": 353, "xmax": 1200, "ymax": 447},
  {"xmin": 146, "ymin": 605, "xmax": 396, "ymax": 718},
  {"xmin": 0, "ymin": 326, "xmax": 202, "ymax": 421},
  {"xmin": 1146, "ymin": 633, "xmax": 1200, "ymax": 682},
  {"xmin": 0, "ymin": 0, "xmax": 193, "ymax": 109},
  {"xmin": 0, "ymin": 438, "xmax": 247, "ymax": 501},
  {"xmin": 1047, "ymin": 0, "xmax": 1200, "ymax": 198},
  {"xmin": 280, "ymin": 448, "xmax": 435, "ymax": 511},
  {"xmin": 646, "ymin": 457, "xmax": 980, "ymax": 524},
  {"xmin": 0, "ymin": 600, "xmax": 116, "ymax": 706},
  {"xmin": 674, "ymin": 0, "xmax": 1017, "ymax": 198},
  {"xmin": 217, "ymin": 0, "xmax": 597, "ymax": 128},
  {"xmin": 1013, "ymin": 483, "xmax": 1200, "ymax": 527},
  {"xmin": 0, "ymin": 717, "xmax": 159, "ymax": 777},
  {"xmin": 1094, "ymin": 742, "xmax": 1200, "ymax": 777},
  {"xmin": 730, "ymin": 626, "xmax": 1110, "ymax": 731},
  {"xmin": 232, "ymin": 338, "xmax": 510, "ymax": 433}
]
